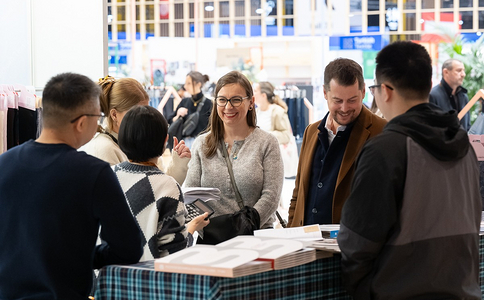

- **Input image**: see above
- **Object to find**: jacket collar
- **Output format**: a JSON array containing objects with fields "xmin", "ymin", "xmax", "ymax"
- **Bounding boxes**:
[{"xmin": 441, "ymin": 78, "xmax": 467, "ymax": 96}]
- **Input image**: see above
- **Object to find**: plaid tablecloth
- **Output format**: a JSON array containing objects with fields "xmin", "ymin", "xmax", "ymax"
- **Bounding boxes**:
[
  {"xmin": 94, "ymin": 235, "xmax": 484, "ymax": 300},
  {"xmin": 94, "ymin": 253, "xmax": 351, "ymax": 300}
]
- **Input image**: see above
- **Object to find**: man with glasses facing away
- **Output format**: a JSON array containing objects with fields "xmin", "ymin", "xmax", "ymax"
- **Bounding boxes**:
[
  {"xmin": 338, "ymin": 41, "xmax": 481, "ymax": 299},
  {"xmin": 0, "ymin": 73, "xmax": 143, "ymax": 300},
  {"xmin": 287, "ymin": 58, "xmax": 386, "ymax": 228}
]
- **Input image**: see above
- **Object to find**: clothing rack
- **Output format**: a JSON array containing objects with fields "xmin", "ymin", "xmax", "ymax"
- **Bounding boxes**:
[
  {"xmin": 274, "ymin": 85, "xmax": 314, "ymax": 140},
  {"xmin": 0, "ymin": 84, "xmax": 41, "ymax": 155}
]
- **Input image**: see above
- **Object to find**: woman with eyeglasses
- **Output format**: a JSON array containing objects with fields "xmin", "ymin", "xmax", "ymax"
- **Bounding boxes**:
[
  {"xmin": 184, "ymin": 71, "xmax": 284, "ymax": 244},
  {"xmin": 80, "ymin": 76, "xmax": 190, "ymax": 185},
  {"xmin": 167, "ymin": 71, "xmax": 213, "ymax": 149}
]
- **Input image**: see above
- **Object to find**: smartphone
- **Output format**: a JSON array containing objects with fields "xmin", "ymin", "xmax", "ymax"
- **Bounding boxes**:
[{"xmin": 185, "ymin": 199, "xmax": 214, "ymax": 222}]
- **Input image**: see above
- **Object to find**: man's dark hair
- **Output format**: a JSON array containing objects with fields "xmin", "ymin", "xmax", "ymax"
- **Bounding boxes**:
[
  {"xmin": 324, "ymin": 58, "xmax": 365, "ymax": 91},
  {"xmin": 42, "ymin": 73, "xmax": 100, "ymax": 127},
  {"xmin": 375, "ymin": 41, "xmax": 432, "ymax": 100},
  {"xmin": 119, "ymin": 105, "xmax": 168, "ymax": 162}
]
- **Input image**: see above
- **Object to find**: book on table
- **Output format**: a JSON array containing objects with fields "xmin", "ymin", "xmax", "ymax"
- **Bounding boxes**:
[
  {"xmin": 253, "ymin": 224, "xmax": 341, "ymax": 254},
  {"xmin": 154, "ymin": 236, "xmax": 316, "ymax": 277},
  {"xmin": 217, "ymin": 235, "xmax": 316, "ymax": 270}
]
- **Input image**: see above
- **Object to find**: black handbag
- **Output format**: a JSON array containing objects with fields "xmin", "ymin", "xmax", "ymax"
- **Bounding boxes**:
[
  {"xmin": 182, "ymin": 98, "xmax": 205, "ymax": 137},
  {"xmin": 197, "ymin": 141, "xmax": 260, "ymax": 245},
  {"xmin": 167, "ymin": 117, "xmax": 184, "ymax": 150}
]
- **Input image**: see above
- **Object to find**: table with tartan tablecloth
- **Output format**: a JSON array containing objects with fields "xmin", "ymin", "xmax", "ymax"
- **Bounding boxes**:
[{"xmin": 94, "ymin": 235, "xmax": 484, "ymax": 300}]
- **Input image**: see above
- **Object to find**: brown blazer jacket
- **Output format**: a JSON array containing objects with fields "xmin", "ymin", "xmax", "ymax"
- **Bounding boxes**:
[{"xmin": 287, "ymin": 106, "xmax": 387, "ymax": 227}]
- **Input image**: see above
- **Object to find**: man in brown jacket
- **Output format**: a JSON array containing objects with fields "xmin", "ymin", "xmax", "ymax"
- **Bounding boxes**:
[{"xmin": 287, "ymin": 58, "xmax": 386, "ymax": 227}]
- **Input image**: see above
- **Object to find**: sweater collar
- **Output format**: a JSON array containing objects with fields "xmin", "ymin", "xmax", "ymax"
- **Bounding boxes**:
[{"xmin": 192, "ymin": 91, "xmax": 204, "ymax": 102}]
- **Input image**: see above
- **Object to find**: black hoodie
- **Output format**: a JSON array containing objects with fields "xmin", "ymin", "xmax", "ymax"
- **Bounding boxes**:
[
  {"xmin": 338, "ymin": 102, "xmax": 481, "ymax": 299},
  {"xmin": 385, "ymin": 102, "xmax": 469, "ymax": 161}
]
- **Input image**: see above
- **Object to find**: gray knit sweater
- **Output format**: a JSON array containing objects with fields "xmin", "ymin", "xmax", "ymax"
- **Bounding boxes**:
[{"xmin": 184, "ymin": 128, "xmax": 284, "ymax": 228}]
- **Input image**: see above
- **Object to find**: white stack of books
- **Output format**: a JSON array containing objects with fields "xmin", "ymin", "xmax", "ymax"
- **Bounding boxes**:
[{"xmin": 154, "ymin": 235, "xmax": 316, "ymax": 277}]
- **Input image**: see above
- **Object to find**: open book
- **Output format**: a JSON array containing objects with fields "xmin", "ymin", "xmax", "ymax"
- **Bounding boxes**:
[{"xmin": 155, "ymin": 236, "xmax": 316, "ymax": 277}]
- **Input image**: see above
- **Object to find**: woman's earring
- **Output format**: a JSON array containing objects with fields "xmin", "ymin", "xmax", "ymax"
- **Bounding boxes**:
[{"xmin": 249, "ymin": 106, "xmax": 253, "ymax": 111}]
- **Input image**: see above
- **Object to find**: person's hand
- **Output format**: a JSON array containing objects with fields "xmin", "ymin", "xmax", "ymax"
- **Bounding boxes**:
[
  {"xmin": 186, "ymin": 213, "xmax": 210, "ymax": 234},
  {"xmin": 173, "ymin": 137, "xmax": 191, "ymax": 159},
  {"xmin": 177, "ymin": 107, "xmax": 188, "ymax": 118}
]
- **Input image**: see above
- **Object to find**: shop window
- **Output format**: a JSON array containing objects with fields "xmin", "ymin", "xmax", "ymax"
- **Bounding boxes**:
[
  {"xmin": 175, "ymin": 3, "xmax": 184, "ymax": 20},
  {"xmin": 204, "ymin": 2, "xmax": 214, "ymax": 19},
  {"xmin": 189, "ymin": 3, "xmax": 194, "ymax": 19},
  {"xmin": 204, "ymin": 22, "xmax": 214, "ymax": 37},
  {"xmin": 283, "ymin": 0, "xmax": 294, "ymax": 15},
  {"xmin": 267, "ymin": 0, "xmax": 277, "ymax": 16},
  {"xmin": 403, "ymin": 13, "xmax": 416, "ymax": 31},
  {"xmin": 251, "ymin": 0, "xmax": 261, "ymax": 16},
  {"xmin": 146, "ymin": 5, "xmax": 154, "ymax": 20},
  {"xmin": 368, "ymin": 0, "xmax": 379, "ymax": 12},
  {"xmin": 118, "ymin": 6, "xmax": 126, "ymax": 21},
  {"xmin": 422, "ymin": 0, "xmax": 435, "ymax": 8},
  {"xmin": 235, "ymin": 20, "xmax": 245, "ymax": 36},
  {"xmin": 251, "ymin": 19, "xmax": 262, "ymax": 36},
  {"xmin": 160, "ymin": 23, "xmax": 169, "ymax": 37},
  {"xmin": 404, "ymin": 0, "xmax": 416, "ymax": 9},
  {"xmin": 175, "ymin": 23, "xmax": 184, "ymax": 37},
  {"xmin": 146, "ymin": 24, "xmax": 154, "ymax": 39},
  {"xmin": 460, "ymin": 11, "xmax": 473, "ymax": 29},
  {"xmin": 385, "ymin": 0, "xmax": 397, "ymax": 10},
  {"xmin": 421, "ymin": 12, "xmax": 435, "ymax": 31},
  {"xmin": 479, "ymin": 11, "xmax": 484, "ymax": 28},
  {"xmin": 160, "ymin": 1, "xmax": 169, "ymax": 20},
  {"xmin": 282, "ymin": 18, "xmax": 294, "ymax": 36},
  {"xmin": 441, "ymin": 0, "xmax": 454, "ymax": 8},
  {"xmin": 189, "ymin": 22, "xmax": 194, "ymax": 37},
  {"xmin": 350, "ymin": 0, "xmax": 362, "ymax": 12},
  {"xmin": 219, "ymin": 21, "xmax": 229, "ymax": 37},
  {"xmin": 117, "ymin": 24, "xmax": 126, "ymax": 40},
  {"xmin": 459, "ymin": 0, "xmax": 472, "ymax": 7},
  {"xmin": 220, "ymin": 1, "xmax": 229, "ymax": 18},
  {"xmin": 350, "ymin": 14, "xmax": 363, "ymax": 33},
  {"xmin": 368, "ymin": 14, "xmax": 379, "ymax": 32},
  {"xmin": 235, "ymin": 1, "xmax": 245, "ymax": 17}
]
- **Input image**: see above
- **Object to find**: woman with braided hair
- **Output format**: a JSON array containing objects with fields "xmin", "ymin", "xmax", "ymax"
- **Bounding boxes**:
[{"xmin": 80, "ymin": 76, "xmax": 190, "ymax": 185}]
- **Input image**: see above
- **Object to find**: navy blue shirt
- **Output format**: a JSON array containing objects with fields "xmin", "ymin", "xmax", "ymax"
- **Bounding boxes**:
[
  {"xmin": 0, "ymin": 140, "xmax": 143, "ymax": 300},
  {"xmin": 304, "ymin": 115, "xmax": 354, "ymax": 225}
]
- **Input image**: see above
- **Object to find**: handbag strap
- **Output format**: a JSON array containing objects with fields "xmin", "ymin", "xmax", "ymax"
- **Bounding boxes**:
[
  {"xmin": 194, "ymin": 97, "xmax": 205, "ymax": 112},
  {"xmin": 221, "ymin": 141, "xmax": 245, "ymax": 210}
]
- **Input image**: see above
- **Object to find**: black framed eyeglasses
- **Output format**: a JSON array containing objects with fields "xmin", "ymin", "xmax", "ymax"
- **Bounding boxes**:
[
  {"xmin": 215, "ymin": 96, "xmax": 249, "ymax": 107},
  {"xmin": 368, "ymin": 84, "xmax": 394, "ymax": 96},
  {"xmin": 70, "ymin": 112, "xmax": 105, "ymax": 123}
]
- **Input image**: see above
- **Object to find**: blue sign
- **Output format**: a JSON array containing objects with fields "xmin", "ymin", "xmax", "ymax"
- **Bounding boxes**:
[{"xmin": 330, "ymin": 35, "xmax": 388, "ymax": 51}]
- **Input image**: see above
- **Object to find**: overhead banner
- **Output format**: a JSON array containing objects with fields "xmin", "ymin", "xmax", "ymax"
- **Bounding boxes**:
[{"xmin": 329, "ymin": 35, "xmax": 389, "ymax": 51}]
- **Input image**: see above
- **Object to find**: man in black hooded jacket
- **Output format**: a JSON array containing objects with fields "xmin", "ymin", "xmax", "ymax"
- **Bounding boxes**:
[{"xmin": 338, "ymin": 41, "xmax": 482, "ymax": 300}]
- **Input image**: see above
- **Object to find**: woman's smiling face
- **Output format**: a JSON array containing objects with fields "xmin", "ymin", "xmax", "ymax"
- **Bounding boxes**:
[{"xmin": 216, "ymin": 83, "xmax": 253, "ymax": 128}]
